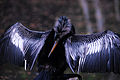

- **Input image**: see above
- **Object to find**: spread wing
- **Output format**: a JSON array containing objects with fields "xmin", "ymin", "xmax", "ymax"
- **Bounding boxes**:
[
  {"xmin": 65, "ymin": 30, "xmax": 120, "ymax": 73},
  {"xmin": 0, "ymin": 23, "xmax": 50, "ymax": 70}
]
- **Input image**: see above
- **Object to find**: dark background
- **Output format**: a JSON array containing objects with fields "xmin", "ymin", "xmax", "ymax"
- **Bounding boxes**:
[{"xmin": 0, "ymin": 0, "xmax": 120, "ymax": 80}]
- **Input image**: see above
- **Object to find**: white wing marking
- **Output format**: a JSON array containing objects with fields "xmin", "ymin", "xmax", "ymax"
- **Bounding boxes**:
[
  {"xmin": 86, "ymin": 38, "xmax": 102, "ymax": 55},
  {"xmin": 11, "ymin": 29, "xmax": 24, "ymax": 55}
]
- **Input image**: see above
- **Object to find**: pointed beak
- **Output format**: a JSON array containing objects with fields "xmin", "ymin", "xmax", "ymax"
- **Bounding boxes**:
[{"xmin": 48, "ymin": 41, "xmax": 58, "ymax": 57}]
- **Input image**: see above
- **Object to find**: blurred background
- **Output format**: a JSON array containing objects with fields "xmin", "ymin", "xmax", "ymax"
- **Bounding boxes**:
[{"xmin": 0, "ymin": 0, "xmax": 120, "ymax": 80}]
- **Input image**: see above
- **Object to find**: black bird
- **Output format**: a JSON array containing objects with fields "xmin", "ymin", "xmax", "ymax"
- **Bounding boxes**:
[{"xmin": 0, "ymin": 16, "xmax": 120, "ymax": 80}]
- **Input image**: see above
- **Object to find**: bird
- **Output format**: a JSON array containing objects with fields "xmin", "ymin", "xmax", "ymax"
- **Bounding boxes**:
[{"xmin": 0, "ymin": 16, "xmax": 120, "ymax": 80}]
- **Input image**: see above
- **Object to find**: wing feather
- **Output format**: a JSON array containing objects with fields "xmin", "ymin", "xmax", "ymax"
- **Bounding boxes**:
[
  {"xmin": 65, "ymin": 30, "xmax": 120, "ymax": 73},
  {"xmin": 0, "ymin": 23, "xmax": 50, "ymax": 70}
]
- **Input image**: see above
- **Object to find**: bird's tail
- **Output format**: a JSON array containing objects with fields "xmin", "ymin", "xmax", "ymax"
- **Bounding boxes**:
[{"xmin": 34, "ymin": 70, "xmax": 52, "ymax": 80}]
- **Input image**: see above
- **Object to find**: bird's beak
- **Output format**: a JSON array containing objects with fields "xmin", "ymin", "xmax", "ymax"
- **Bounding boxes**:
[{"xmin": 48, "ymin": 41, "xmax": 58, "ymax": 57}]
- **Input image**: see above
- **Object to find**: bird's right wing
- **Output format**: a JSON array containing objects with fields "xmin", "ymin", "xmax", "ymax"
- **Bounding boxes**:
[
  {"xmin": 0, "ymin": 23, "xmax": 50, "ymax": 70},
  {"xmin": 65, "ymin": 30, "xmax": 120, "ymax": 73}
]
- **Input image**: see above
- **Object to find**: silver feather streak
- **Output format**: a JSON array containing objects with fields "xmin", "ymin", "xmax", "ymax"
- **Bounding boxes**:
[
  {"xmin": 65, "ymin": 30, "xmax": 120, "ymax": 73},
  {"xmin": 0, "ymin": 22, "xmax": 50, "ymax": 70}
]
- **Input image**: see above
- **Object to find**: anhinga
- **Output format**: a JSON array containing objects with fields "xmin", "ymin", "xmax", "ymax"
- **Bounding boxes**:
[{"xmin": 0, "ymin": 16, "xmax": 120, "ymax": 80}]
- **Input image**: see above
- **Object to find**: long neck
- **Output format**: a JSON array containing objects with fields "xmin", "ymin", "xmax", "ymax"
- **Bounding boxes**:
[
  {"xmin": 37, "ymin": 29, "xmax": 67, "ymax": 74},
  {"xmin": 37, "ymin": 30, "xmax": 55, "ymax": 63}
]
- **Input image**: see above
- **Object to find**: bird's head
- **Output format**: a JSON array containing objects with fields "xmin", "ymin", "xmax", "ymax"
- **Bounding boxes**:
[
  {"xmin": 48, "ymin": 16, "xmax": 75, "ymax": 57},
  {"xmin": 53, "ymin": 16, "xmax": 75, "ymax": 41}
]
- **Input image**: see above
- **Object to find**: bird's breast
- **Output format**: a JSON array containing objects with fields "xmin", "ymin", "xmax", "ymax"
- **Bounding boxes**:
[{"xmin": 37, "ymin": 41, "xmax": 67, "ymax": 74}]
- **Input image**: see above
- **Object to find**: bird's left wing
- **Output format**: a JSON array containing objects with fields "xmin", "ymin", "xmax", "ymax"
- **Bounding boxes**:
[
  {"xmin": 0, "ymin": 23, "xmax": 50, "ymax": 70},
  {"xmin": 65, "ymin": 30, "xmax": 120, "ymax": 73}
]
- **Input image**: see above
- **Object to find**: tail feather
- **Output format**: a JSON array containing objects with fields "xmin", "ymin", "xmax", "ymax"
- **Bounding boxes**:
[{"xmin": 34, "ymin": 70, "xmax": 52, "ymax": 80}]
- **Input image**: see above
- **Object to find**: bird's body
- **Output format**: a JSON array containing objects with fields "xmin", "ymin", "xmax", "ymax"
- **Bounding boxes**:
[
  {"xmin": 36, "ymin": 29, "xmax": 68, "ymax": 79},
  {"xmin": 0, "ymin": 16, "xmax": 120, "ymax": 80}
]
